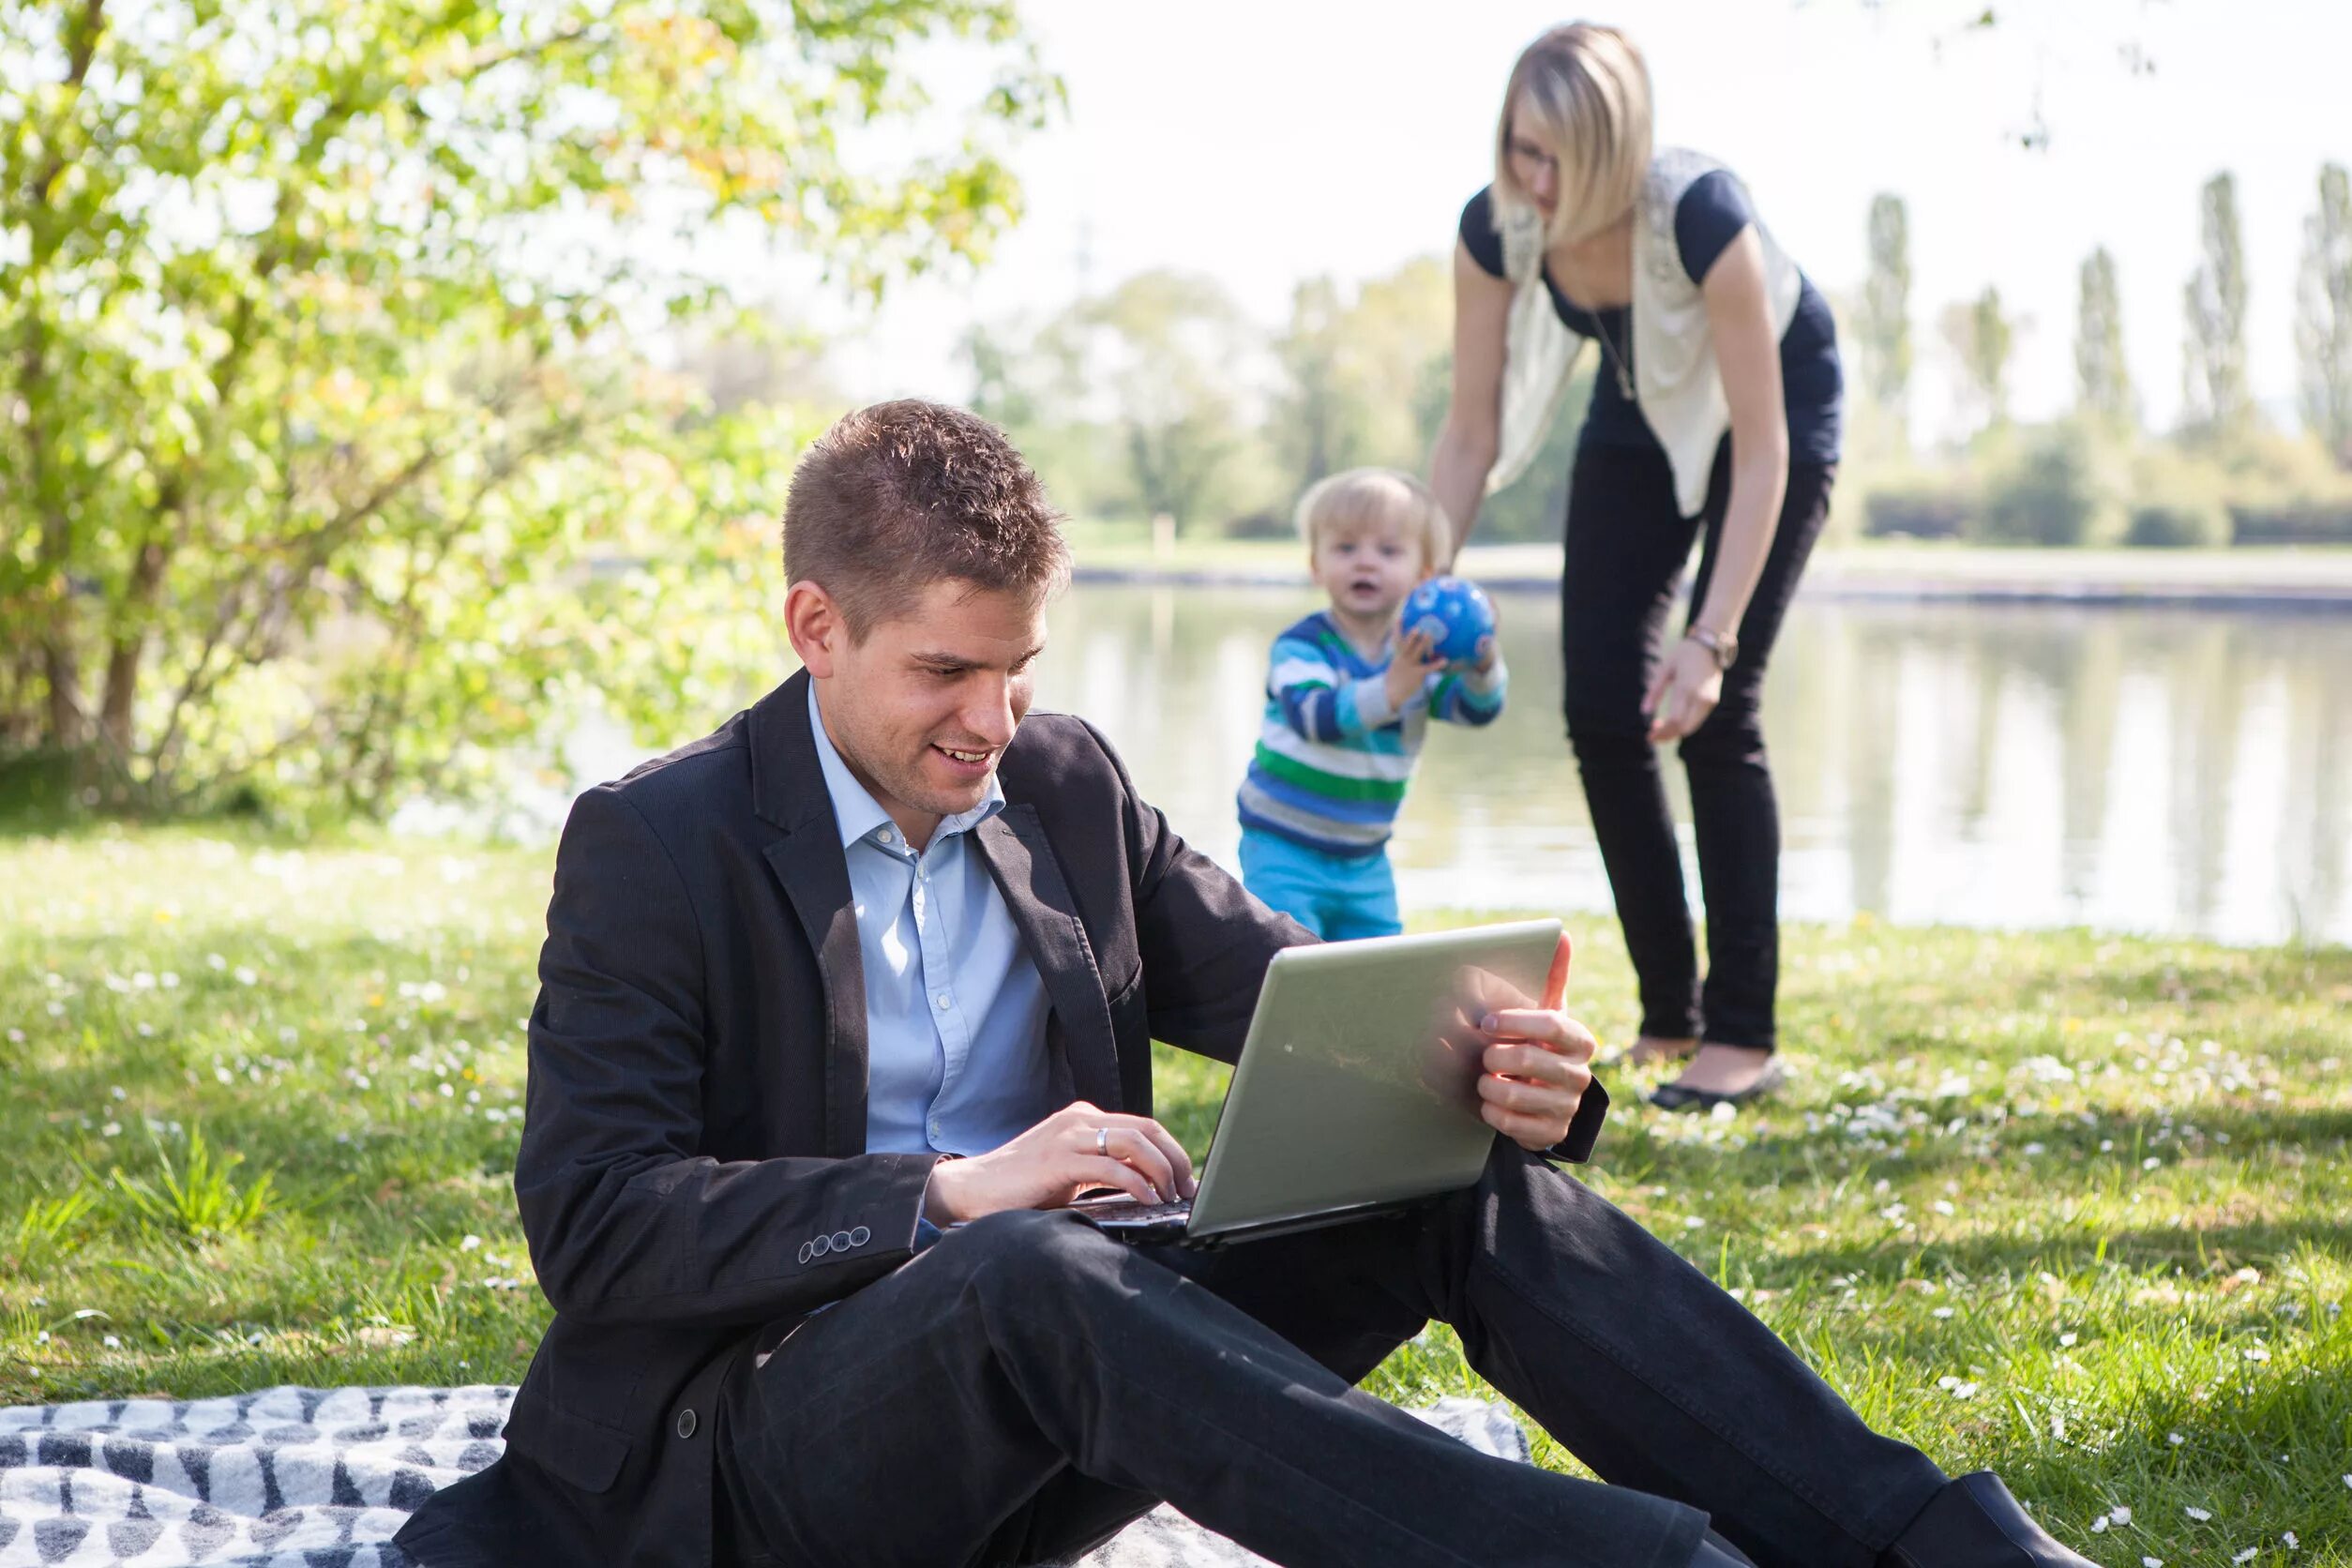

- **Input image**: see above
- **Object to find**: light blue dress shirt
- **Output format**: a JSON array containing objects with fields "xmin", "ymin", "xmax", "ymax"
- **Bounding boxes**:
[{"xmin": 806, "ymin": 684, "xmax": 1056, "ymax": 1156}]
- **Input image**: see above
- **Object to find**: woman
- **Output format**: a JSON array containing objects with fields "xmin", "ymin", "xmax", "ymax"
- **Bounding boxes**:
[{"xmin": 1431, "ymin": 23, "xmax": 1843, "ymax": 1110}]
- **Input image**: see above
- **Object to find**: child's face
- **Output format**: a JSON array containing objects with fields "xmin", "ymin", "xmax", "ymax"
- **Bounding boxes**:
[{"xmin": 1311, "ymin": 520, "xmax": 1429, "ymax": 625}]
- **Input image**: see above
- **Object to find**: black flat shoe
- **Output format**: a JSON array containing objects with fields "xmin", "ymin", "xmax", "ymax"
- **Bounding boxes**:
[
  {"xmin": 1879, "ymin": 1471, "xmax": 2098, "ymax": 1568},
  {"xmin": 1648, "ymin": 1061, "xmax": 1786, "ymax": 1112}
]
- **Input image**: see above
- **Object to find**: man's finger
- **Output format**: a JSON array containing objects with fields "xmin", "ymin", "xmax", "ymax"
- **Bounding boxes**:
[
  {"xmin": 1480, "ymin": 1100, "xmax": 1568, "ymax": 1149},
  {"xmin": 1112, "ymin": 1114, "xmax": 1197, "ymax": 1199},
  {"xmin": 1482, "ymin": 1009, "xmax": 1598, "ymax": 1063},
  {"xmin": 1101, "ymin": 1125, "xmax": 1178, "ymax": 1203},
  {"xmin": 1483, "ymin": 1041, "xmax": 1590, "ymax": 1084},
  {"xmin": 1076, "ymin": 1155, "xmax": 1162, "ymax": 1206}
]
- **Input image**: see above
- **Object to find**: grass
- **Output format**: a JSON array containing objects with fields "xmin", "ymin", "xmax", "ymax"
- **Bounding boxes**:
[{"xmin": 2, "ymin": 826, "xmax": 2346, "ymax": 1562}]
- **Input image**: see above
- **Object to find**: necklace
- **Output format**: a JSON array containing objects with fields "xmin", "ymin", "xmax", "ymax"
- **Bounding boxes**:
[{"xmin": 1592, "ymin": 309, "xmax": 1636, "ymax": 400}]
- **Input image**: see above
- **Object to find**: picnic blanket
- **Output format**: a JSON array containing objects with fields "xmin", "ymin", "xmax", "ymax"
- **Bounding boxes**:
[{"xmin": 0, "ymin": 1385, "xmax": 1530, "ymax": 1566}]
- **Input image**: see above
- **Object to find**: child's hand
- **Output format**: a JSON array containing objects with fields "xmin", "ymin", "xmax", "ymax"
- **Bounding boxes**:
[
  {"xmin": 1383, "ymin": 628, "xmax": 1444, "ymax": 710},
  {"xmin": 1471, "ymin": 635, "xmax": 1499, "ymax": 676}
]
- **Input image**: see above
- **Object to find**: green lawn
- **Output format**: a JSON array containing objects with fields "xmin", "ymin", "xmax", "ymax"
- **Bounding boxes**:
[{"xmin": 3, "ymin": 826, "xmax": 2346, "ymax": 1561}]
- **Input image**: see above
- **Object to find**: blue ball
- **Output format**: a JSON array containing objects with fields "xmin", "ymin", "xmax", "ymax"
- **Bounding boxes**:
[{"xmin": 1401, "ymin": 575, "xmax": 1497, "ymax": 666}]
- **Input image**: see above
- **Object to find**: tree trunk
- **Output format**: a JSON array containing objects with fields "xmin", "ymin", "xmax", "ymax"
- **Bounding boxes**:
[{"xmin": 100, "ymin": 536, "xmax": 170, "ymax": 755}]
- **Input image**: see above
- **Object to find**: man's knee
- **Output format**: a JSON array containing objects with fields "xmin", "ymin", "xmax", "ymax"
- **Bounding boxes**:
[{"xmin": 935, "ymin": 1208, "xmax": 1129, "ymax": 1293}]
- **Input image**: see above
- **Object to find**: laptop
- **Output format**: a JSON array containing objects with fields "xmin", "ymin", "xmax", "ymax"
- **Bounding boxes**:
[{"xmin": 1067, "ymin": 918, "xmax": 1569, "ymax": 1247}]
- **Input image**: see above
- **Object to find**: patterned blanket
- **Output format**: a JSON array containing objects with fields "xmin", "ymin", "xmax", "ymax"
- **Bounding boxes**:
[{"xmin": 0, "ymin": 1385, "xmax": 1530, "ymax": 1567}]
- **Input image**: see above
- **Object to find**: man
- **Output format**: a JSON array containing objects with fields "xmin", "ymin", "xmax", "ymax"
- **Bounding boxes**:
[{"xmin": 397, "ymin": 400, "xmax": 2094, "ymax": 1568}]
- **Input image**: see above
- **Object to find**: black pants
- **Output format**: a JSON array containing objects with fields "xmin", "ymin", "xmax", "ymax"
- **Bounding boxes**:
[
  {"xmin": 715, "ymin": 1144, "xmax": 1942, "ymax": 1568},
  {"xmin": 1560, "ymin": 443, "xmax": 1836, "ymax": 1050}
]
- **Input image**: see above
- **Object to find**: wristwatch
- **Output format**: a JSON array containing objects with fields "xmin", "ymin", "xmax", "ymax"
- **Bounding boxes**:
[{"xmin": 1685, "ymin": 623, "xmax": 1740, "ymax": 671}]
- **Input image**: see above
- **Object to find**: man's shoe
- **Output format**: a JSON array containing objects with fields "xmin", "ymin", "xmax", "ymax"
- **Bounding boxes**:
[{"xmin": 1879, "ymin": 1471, "xmax": 2099, "ymax": 1568}]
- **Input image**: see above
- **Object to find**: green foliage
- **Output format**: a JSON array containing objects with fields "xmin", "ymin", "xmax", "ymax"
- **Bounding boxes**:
[
  {"xmin": 2125, "ymin": 445, "xmax": 2234, "ymax": 549},
  {"xmin": 8, "ymin": 1181, "xmax": 97, "ymax": 1266},
  {"xmin": 1861, "ymin": 472, "xmax": 1972, "ymax": 540},
  {"xmin": 1860, "ymin": 193, "xmax": 1914, "ymax": 429},
  {"xmin": 0, "ymin": 0, "xmax": 1056, "ymax": 811},
  {"xmin": 2298, "ymin": 162, "xmax": 2352, "ymax": 467},
  {"xmin": 1941, "ymin": 286, "xmax": 2018, "ymax": 433},
  {"xmin": 2074, "ymin": 247, "xmax": 2133, "ymax": 431},
  {"xmin": 105, "ymin": 1125, "xmax": 278, "ymax": 1243},
  {"xmin": 1973, "ymin": 423, "xmax": 2129, "ymax": 548},
  {"xmin": 2183, "ymin": 171, "xmax": 2254, "ymax": 436}
]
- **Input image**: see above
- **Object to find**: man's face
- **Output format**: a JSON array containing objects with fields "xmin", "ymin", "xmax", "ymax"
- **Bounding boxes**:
[{"xmin": 795, "ymin": 577, "xmax": 1047, "ymax": 844}]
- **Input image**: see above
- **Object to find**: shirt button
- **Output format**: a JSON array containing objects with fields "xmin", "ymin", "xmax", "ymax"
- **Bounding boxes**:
[
  {"xmin": 878, "ymin": 828, "xmax": 895, "ymax": 844},
  {"xmin": 935, "ymin": 994, "xmax": 951, "ymax": 1010}
]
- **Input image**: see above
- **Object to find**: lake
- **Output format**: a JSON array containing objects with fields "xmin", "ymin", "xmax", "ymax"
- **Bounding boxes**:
[{"xmin": 1034, "ymin": 584, "xmax": 2352, "ymax": 948}]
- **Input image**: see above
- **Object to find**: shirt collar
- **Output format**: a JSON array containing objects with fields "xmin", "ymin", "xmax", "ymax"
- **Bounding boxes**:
[{"xmin": 806, "ymin": 680, "xmax": 1004, "ymax": 853}]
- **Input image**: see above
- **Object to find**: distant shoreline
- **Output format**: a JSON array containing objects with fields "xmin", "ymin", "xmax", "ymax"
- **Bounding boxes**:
[{"xmin": 1069, "ymin": 542, "xmax": 2352, "ymax": 612}]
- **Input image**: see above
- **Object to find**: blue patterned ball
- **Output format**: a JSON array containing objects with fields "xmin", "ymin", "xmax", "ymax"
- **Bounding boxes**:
[{"xmin": 1401, "ymin": 575, "xmax": 1497, "ymax": 666}]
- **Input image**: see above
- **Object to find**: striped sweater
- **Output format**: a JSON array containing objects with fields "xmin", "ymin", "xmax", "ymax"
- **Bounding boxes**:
[{"xmin": 1235, "ymin": 610, "xmax": 1508, "ymax": 858}]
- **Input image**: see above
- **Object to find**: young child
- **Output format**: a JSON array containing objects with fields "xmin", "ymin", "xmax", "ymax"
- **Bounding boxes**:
[{"xmin": 1235, "ymin": 468, "xmax": 1506, "ymax": 939}]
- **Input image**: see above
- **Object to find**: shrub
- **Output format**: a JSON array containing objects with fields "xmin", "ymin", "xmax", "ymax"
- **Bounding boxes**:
[
  {"xmin": 2126, "ymin": 499, "xmax": 2233, "ymax": 548},
  {"xmin": 1971, "ymin": 424, "xmax": 2130, "ymax": 547},
  {"xmin": 1862, "ymin": 476, "xmax": 1972, "ymax": 539}
]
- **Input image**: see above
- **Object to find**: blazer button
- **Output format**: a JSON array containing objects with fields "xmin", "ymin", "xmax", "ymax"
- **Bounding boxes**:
[
  {"xmin": 798, "ymin": 1240, "xmax": 813, "ymax": 1264},
  {"xmin": 675, "ymin": 1408, "xmax": 698, "ymax": 1440},
  {"xmin": 849, "ymin": 1226, "xmax": 870, "ymax": 1247},
  {"xmin": 831, "ymin": 1230, "xmax": 852, "ymax": 1253}
]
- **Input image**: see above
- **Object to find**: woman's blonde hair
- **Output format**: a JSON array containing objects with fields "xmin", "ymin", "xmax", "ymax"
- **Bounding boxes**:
[
  {"xmin": 1294, "ymin": 468, "xmax": 1452, "ymax": 565},
  {"xmin": 1493, "ymin": 23, "xmax": 1653, "ymax": 246}
]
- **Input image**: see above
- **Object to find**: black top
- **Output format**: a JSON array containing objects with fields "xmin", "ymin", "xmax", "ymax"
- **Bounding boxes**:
[{"xmin": 1459, "ymin": 169, "xmax": 1842, "ymax": 464}]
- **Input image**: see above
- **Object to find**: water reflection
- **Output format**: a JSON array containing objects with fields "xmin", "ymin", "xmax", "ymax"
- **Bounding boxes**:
[{"xmin": 1038, "ymin": 584, "xmax": 2352, "ymax": 947}]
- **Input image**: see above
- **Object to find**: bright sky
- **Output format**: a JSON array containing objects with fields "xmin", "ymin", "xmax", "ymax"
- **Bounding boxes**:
[{"xmin": 818, "ymin": 0, "xmax": 2352, "ymax": 444}]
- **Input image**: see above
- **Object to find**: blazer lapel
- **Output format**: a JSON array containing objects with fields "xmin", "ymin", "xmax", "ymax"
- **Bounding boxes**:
[
  {"xmin": 972, "ymin": 807, "xmax": 1123, "ymax": 1112},
  {"xmin": 751, "ymin": 671, "xmax": 868, "ymax": 1158}
]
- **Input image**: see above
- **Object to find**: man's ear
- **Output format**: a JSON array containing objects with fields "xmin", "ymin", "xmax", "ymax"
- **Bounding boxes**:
[{"xmin": 784, "ymin": 580, "xmax": 846, "ymax": 678}]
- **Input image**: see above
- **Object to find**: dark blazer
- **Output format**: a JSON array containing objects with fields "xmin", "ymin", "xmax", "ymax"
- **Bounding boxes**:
[{"xmin": 395, "ymin": 670, "xmax": 1607, "ymax": 1568}]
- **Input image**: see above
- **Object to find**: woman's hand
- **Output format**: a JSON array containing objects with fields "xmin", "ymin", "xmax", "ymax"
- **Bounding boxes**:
[
  {"xmin": 1384, "ymin": 627, "xmax": 1446, "ymax": 710},
  {"xmin": 1643, "ymin": 636, "xmax": 1723, "ymax": 743}
]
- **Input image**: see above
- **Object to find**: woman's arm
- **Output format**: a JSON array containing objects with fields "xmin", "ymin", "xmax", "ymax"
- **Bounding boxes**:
[
  {"xmin": 1430, "ymin": 238, "xmax": 1515, "ymax": 565},
  {"xmin": 1643, "ymin": 226, "xmax": 1790, "ymax": 742}
]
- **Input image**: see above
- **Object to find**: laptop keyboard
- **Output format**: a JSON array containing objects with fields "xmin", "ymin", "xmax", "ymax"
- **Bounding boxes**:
[{"xmin": 1068, "ymin": 1196, "xmax": 1193, "ymax": 1226}]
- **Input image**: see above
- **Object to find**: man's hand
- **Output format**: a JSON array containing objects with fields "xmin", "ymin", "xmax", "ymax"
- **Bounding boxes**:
[
  {"xmin": 923, "ymin": 1102, "xmax": 1197, "ymax": 1226},
  {"xmin": 1474, "ymin": 1007, "xmax": 1597, "ymax": 1152}
]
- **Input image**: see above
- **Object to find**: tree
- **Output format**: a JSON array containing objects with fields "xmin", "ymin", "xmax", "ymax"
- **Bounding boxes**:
[
  {"xmin": 1054, "ymin": 271, "xmax": 1257, "ymax": 534},
  {"xmin": 1941, "ymin": 287, "xmax": 2017, "ymax": 433},
  {"xmin": 1271, "ymin": 278, "xmax": 1360, "ymax": 490},
  {"xmin": 2298, "ymin": 162, "xmax": 2352, "ymax": 466},
  {"xmin": 2074, "ymin": 247, "xmax": 2133, "ymax": 431},
  {"xmin": 0, "ymin": 0, "xmax": 1055, "ymax": 807},
  {"xmin": 1858, "ymin": 194, "xmax": 1915, "ymax": 435},
  {"xmin": 2182, "ymin": 171, "xmax": 2254, "ymax": 435},
  {"xmin": 1266, "ymin": 256, "xmax": 1452, "ymax": 500}
]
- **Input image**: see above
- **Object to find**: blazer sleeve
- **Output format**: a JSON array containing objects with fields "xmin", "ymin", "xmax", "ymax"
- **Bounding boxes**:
[
  {"xmin": 1076, "ymin": 719, "xmax": 1311, "ymax": 1064},
  {"xmin": 512, "ymin": 783, "xmax": 940, "ymax": 1329}
]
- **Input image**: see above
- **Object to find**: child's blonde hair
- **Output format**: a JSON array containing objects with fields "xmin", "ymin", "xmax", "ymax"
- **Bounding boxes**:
[{"xmin": 1294, "ymin": 468, "xmax": 1453, "ymax": 565}]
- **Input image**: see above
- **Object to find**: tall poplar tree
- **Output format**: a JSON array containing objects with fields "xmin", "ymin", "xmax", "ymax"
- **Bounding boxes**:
[
  {"xmin": 2182, "ymin": 171, "xmax": 2253, "ymax": 434},
  {"xmin": 2297, "ymin": 162, "xmax": 2352, "ymax": 465},
  {"xmin": 2074, "ymin": 248, "xmax": 2133, "ymax": 431}
]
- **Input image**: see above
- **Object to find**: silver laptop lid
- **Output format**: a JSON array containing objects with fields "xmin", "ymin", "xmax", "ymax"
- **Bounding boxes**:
[{"xmin": 1186, "ymin": 919, "xmax": 1565, "ymax": 1239}]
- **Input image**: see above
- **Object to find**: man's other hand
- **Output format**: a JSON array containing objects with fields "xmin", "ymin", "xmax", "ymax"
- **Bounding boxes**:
[
  {"xmin": 1474, "ymin": 1007, "xmax": 1597, "ymax": 1152},
  {"xmin": 923, "ymin": 1103, "xmax": 1197, "ymax": 1226}
]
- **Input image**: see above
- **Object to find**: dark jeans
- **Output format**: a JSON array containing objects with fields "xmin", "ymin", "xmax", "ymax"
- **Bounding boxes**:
[
  {"xmin": 715, "ymin": 1143, "xmax": 1942, "ymax": 1568},
  {"xmin": 1560, "ymin": 442, "xmax": 1837, "ymax": 1050}
]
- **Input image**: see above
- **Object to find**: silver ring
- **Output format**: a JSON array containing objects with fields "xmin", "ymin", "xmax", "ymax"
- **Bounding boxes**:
[{"xmin": 1096, "ymin": 1126, "xmax": 1110, "ymax": 1157}]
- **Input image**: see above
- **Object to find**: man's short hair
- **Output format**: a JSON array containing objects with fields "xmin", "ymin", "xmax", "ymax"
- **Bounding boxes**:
[{"xmin": 782, "ymin": 400, "xmax": 1071, "ymax": 638}]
